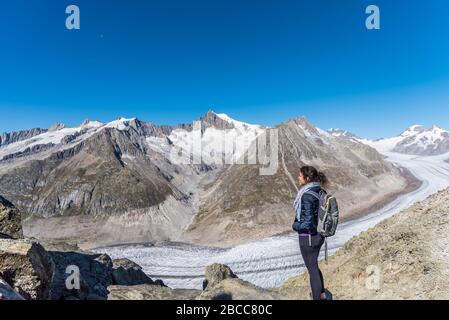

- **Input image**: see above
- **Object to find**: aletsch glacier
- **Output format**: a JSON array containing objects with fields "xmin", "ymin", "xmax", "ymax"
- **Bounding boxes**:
[{"xmin": 95, "ymin": 150, "xmax": 449, "ymax": 289}]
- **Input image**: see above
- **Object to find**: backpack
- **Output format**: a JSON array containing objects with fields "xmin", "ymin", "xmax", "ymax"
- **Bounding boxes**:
[{"xmin": 306, "ymin": 189, "xmax": 339, "ymax": 262}]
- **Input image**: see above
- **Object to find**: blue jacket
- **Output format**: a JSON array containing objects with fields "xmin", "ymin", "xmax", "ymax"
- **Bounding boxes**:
[{"xmin": 292, "ymin": 185, "xmax": 321, "ymax": 235}]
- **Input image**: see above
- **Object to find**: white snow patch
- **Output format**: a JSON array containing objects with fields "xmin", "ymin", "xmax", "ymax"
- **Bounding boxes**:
[
  {"xmin": 147, "ymin": 117, "xmax": 265, "ymax": 165},
  {"xmin": 216, "ymin": 113, "xmax": 264, "ymax": 131},
  {"xmin": 104, "ymin": 117, "xmax": 136, "ymax": 130},
  {"xmin": 0, "ymin": 118, "xmax": 138, "ymax": 159}
]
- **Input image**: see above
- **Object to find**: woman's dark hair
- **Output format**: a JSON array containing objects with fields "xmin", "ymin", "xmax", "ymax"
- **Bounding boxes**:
[{"xmin": 299, "ymin": 166, "xmax": 328, "ymax": 186}]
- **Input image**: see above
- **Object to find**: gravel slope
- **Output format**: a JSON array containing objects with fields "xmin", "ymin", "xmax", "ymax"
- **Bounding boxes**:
[{"xmin": 279, "ymin": 187, "xmax": 449, "ymax": 300}]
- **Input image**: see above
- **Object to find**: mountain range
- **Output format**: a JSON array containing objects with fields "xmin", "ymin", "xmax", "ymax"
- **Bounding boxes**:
[
  {"xmin": 1, "ymin": 111, "xmax": 440, "ymax": 248},
  {"xmin": 365, "ymin": 125, "xmax": 449, "ymax": 156}
]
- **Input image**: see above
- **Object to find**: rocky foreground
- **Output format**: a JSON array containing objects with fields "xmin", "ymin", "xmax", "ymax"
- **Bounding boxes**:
[
  {"xmin": 2, "ymin": 188, "xmax": 449, "ymax": 300},
  {"xmin": 280, "ymin": 187, "xmax": 449, "ymax": 299},
  {"xmin": 108, "ymin": 187, "xmax": 449, "ymax": 300}
]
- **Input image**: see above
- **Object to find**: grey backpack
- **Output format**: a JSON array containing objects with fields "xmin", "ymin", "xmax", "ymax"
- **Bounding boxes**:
[
  {"xmin": 307, "ymin": 189, "xmax": 339, "ymax": 261},
  {"xmin": 307, "ymin": 189, "xmax": 339, "ymax": 237}
]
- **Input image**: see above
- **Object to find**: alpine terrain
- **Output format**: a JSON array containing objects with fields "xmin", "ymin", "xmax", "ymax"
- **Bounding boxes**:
[{"xmin": 0, "ymin": 111, "xmax": 415, "ymax": 249}]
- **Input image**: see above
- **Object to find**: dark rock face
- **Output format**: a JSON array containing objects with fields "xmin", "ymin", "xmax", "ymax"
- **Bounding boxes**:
[
  {"xmin": 0, "ymin": 128, "xmax": 47, "ymax": 147},
  {"xmin": 112, "ymin": 258, "xmax": 160, "ymax": 286},
  {"xmin": 0, "ymin": 196, "xmax": 23, "ymax": 239},
  {"xmin": 48, "ymin": 251, "xmax": 113, "ymax": 300},
  {"xmin": 198, "ymin": 110, "xmax": 235, "ymax": 132},
  {"xmin": 1, "ymin": 143, "xmax": 55, "ymax": 162},
  {"xmin": 0, "ymin": 237, "xmax": 167, "ymax": 300},
  {"xmin": 0, "ymin": 239, "xmax": 54, "ymax": 300},
  {"xmin": 61, "ymin": 130, "xmax": 87, "ymax": 145}
]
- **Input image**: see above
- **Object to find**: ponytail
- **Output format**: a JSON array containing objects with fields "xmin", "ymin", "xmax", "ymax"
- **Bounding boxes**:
[
  {"xmin": 317, "ymin": 171, "xmax": 328, "ymax": 187},
  {"xmin": 299, "ymin": 166, "xmax": 328, "ymax": 187}
]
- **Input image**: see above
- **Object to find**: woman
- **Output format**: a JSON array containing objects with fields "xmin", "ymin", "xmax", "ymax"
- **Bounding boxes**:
[{"xmin": 292, "ymin": 165, "xmax": 328, "ymax": 300}]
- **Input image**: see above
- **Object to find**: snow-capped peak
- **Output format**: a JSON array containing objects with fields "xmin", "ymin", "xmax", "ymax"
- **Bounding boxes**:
[
  {"xmin": 48, "ymin": 123, "xmax": 66, "ymax": 132},
  {"xmin": 0, "ymin": 117, "xmax": 139, "ymax": 160},
  {"xmin": 104, "ymin": 117, "xmax": 136, "ymax": 130},
  {"xmin": 366, "ymin": 124, "xmax": 449, "ymax": 156},
  {"xmin": 400, "ymin": 124, "xmax": 426, "ymax": 137},
  {"xmin": 328, "ymin": 128, "xmax": 349, "ymax": 137},
  {"xmin": 431, "ymin": 125, "xmax": 446, "ymax": 133},
  {"xmin": 327, "ymin": 128, "xmax": 361, "ymax": 142},
  {"xmin": 80, "ymin": 119, "xmax": 104, "ymax": 129},
  {"xmin": 215, "ymin": 113, "xmax": 263, "ymax": 130},
  {"xmin": 145, "ymin": 111, "xmax": 266, "ymax": 165}
]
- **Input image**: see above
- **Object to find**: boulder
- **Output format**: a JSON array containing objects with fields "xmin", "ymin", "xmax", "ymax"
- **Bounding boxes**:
[
  {"xmin": 203, "ymin": 263, "xmax": 238, "ymax": 290},
  {"xmin": 107, "ymin": 284, "xmax": 200, "ymax": 300},
  {"xmin": 111, "ymin": 258, "xmax": 160, "ymax": 286},
  {"xmin": 0, "ymin": 277, "xmax": 25, "ymax": 300},
  {"xmin": 48, "ymin": 251, "xmax": 113, "ymax": 300},
  {"xmin": 198, "ymin": 278, "xmax": 280, "ymax": 300},
  {"xmin": 0, "ymin": 196, "xmax": 23, "ymax": 239},
  {"xmin": 0, "ymin": 239, "xmax": 54, "ymax": 299}
]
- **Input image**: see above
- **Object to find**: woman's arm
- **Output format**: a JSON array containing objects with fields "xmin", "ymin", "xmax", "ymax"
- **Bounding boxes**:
[{"xmin": 298, "ymin": 193, "xmax": 318, "ymax": 234}]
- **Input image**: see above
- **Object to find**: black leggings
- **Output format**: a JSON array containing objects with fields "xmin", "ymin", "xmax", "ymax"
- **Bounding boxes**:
[{"xmin": 299, "ymin": 234, "xmax": 325, "ymax": 300}]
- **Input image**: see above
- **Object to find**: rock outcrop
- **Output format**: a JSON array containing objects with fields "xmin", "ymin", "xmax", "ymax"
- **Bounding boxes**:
[
  {"xmin": 197, "ymin": 263, "xmax": 280, "ymax": 300},
  {"xmin": 202, "ymin": 263, "xmax": 238, "ymax": 290},
  {"xmin": 48, "ymin": 251, "xmax": 113, "ymax": 300},
  {"xmin": 111, "ymin": 258, "xmax": 160, "ymax": 286},
  {"xmin": 0, "ymin": 239, "xmax": 54, "ymax": 299},
  {"xmin": 106, "ymin": 263, "xmax": 279, "ymax": 300},
  {"xmin": 199, "ymin": 278, "xmax": 280, "ymax": 300},
  {"xmin": 0, "ymin": 196, "xmax": 23, "ymax": 239},
  {"xmin": 0, "ymin": 236, "xmax": 174, "ymax": 300},
  {"xmin": 0, "ymin": 128, "xmax": 47, "ymax": 147},
  {"xmin": 108, "ymin": 284, "xmax": 200, "ymax": 300}
]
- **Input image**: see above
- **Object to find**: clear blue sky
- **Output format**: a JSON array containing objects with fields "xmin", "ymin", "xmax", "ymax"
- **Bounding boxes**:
[{"xmin": 1, "ymin": 0, "xmax": 449, "ymax": 139}]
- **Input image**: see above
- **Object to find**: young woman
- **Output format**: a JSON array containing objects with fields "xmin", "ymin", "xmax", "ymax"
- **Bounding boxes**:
[{"xmin": 292, "ymin": 165, "xmax": 328, "ymax": 300}]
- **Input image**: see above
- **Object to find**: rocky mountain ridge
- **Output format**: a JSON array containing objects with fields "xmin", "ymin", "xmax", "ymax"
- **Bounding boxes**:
[
  {"xmin": 0, "ymin": 111, "xmax": 414, "ymax": 248},
  {"xmin": 0, "ymin": 128, "xmax": 48, "ymax": 148}
]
